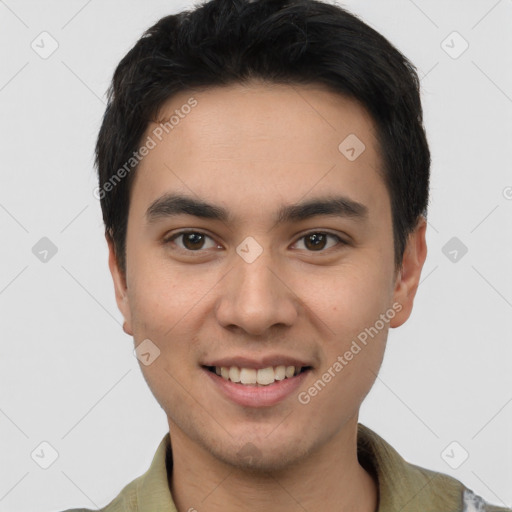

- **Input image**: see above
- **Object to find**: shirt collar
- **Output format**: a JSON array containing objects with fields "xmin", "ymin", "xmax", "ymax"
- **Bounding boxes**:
[
  {"xmin": 357, "ymin": 423, "xmax": 462, "ymax": 511},
  {"xmin": 135, "ymin": 432, "xmax": 176, "ymax": 512},
  {"xmin": 134, "ymin": 424, "xmax": 464, "ymax": 512}
]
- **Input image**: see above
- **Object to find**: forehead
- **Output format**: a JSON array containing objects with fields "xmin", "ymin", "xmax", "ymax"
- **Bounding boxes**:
[{"xmin": 130, "ymin": 81, "xmax": 387, "ymax": 221}]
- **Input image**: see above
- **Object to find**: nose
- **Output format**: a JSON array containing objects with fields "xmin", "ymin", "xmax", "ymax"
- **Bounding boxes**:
[{"xmin": 214, "ymin": 249, "xmax": 299, "ymax": 336}]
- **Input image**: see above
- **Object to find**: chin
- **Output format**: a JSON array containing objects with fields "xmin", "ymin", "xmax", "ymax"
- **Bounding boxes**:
[{"xmin": 211, "ymin": 433, "xmax": 313, "ymax": 474}]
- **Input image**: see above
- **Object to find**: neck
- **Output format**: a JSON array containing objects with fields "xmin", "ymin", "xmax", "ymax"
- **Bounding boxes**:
[{"xmin": 167, "ymin": 418, "xmax": 378, "ymax": 512}]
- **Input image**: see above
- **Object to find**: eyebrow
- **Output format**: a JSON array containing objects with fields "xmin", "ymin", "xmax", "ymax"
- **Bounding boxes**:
[{"xmin": 145, "ymin": 192, "xmax": 369, "ymax": 226}]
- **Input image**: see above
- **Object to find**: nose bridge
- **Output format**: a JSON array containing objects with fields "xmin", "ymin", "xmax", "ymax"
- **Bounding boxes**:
[
  {"xmin": 215, "ymin": 243, "xmax": 298, "ymax": 335},
  {"xmin": 236, "ymin": 249, "xmax": 279, "ymax": 300}
]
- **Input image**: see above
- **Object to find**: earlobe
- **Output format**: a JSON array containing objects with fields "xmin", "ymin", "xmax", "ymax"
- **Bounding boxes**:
[
  {"xmin": 390, "ymin": 216, "xmax": 428, "ymax": 328},
  {"xmin": 123, "ymin": 321, "xmax": 132, "ymax": 335},
  {"xmin": 106, "ymin": 232, "xmax": 133, "ymax": 336}
]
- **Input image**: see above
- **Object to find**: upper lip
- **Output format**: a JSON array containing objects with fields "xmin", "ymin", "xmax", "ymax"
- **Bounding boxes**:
[{"xmin": 202, "ymin": 355, "xmax": 313, "ymax": 370}]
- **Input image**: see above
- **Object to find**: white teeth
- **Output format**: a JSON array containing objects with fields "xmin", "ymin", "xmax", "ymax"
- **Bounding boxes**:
[
  {"xmin": 257, "ymin": 367, "xmax": 275, "ymax": 385},
  {"xmin": 213, "ymin": 365, "xmax": 305, "ymax": 386},
  {"xmin": 240, "ymin": 368, "xmax": 257, "ymax": 384},
  {"xmin": 228, "ymin": 366, "xmax": 241, "ymax": 383},
  {"xmin": 285, "ymin": 366, "xmax": 295, "ymax": 378},
  {"xmin": 274, "ymin": 365, "xmax": 286, "ymax": 381}
]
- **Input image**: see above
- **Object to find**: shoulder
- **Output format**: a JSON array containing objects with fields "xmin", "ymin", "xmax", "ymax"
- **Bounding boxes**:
[
  {"xmin": 57, "ymin": 432, "xmax": 172, "ymax": 512},
  {"xmin": 461, "ymin": 489, "xmax": 512, "ymax": 512},
  {"xmin": 357, "ymin": 424, "xmax": 511, "ymax": 512},
  {"xmin": 400, "ymin": 461, "xmax": 511, "ymax": 512},
  {"xmin": 57, "ymin": 474, "xmax": 141, "ymax": 512}
]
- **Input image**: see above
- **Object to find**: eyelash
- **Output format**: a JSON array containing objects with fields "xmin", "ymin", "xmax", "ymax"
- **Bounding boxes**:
[{"xmin": 163, "ymin": 230, "xmax": 348, "ymax": 254}]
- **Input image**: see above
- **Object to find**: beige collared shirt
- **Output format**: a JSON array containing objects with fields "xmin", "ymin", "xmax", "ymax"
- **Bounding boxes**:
[{"xmin": 61, "ymin": 424, "xmax": 511, "ymax": 512}]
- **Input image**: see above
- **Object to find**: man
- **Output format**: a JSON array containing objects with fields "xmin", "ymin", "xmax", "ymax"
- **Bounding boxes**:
[{"xmin": 67, "ymin": 0, "xmax": 510, "ymax": 510}]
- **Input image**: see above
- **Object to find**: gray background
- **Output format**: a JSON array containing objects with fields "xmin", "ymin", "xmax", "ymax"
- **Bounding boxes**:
[{"xmin": 0, "ymin": 0, "xmax": 511, "ymax": 510}]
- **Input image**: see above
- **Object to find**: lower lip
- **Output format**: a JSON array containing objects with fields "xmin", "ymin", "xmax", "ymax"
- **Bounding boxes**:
[{"xmin": 202, "ymin": 367, "xmax": 311, "ymax": 408}]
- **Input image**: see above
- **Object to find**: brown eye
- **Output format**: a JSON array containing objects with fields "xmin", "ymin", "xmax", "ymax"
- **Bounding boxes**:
[
  {"xmin": 293, "ymin": 232, "xmax": 344, "ymax": 252},
  {"xmin": 166, "ymin": 231, "xmax": 218, "ymax": 251}
]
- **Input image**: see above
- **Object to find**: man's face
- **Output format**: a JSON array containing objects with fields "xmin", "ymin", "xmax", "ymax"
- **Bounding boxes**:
[{"xmin": 109, "ymin": 82, "xmax": 424, "ymax": 472}]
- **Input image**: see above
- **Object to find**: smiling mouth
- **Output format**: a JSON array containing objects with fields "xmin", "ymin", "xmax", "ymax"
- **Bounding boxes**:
[{"xmin": 203, "ymin": 365, "xmax": 312, "ymax": 386}]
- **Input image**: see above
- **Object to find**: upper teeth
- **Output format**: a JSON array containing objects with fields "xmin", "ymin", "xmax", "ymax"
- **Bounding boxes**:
[{"xmin": 215, "ymin": 365, "xmax": 301, "ymax": 386}]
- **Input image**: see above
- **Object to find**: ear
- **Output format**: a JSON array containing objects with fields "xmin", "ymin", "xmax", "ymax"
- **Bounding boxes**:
[
  {"xmin": 106, "ymin": 232, "xmax": 133, "ymax": 336},
  {"xmin": 390, "ymin": 216, "xmax": 427, "ymax": 328}
]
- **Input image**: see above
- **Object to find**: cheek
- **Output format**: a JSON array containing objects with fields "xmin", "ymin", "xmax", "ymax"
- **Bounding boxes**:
[
  {"xmin": 306, "ymin": 259, "xmax": 392, "ymax": 392},
  {"xmin": 127, "ymin": 271, "xmax": 196, "ymax": 405},
  {"xmin": 126, "ymin": 259, "xmax": 206, "ymax": 373},
  {"xmin": 127, "ymin": 251, "xmax": 189, "ymax": 332},
  {"xmin": 305, "ymin": 268, "xmax": 390, "ymax": 414},
  {"xmin": 312, "ymin": 260, "xmax": 393, "ymax": 332}
]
